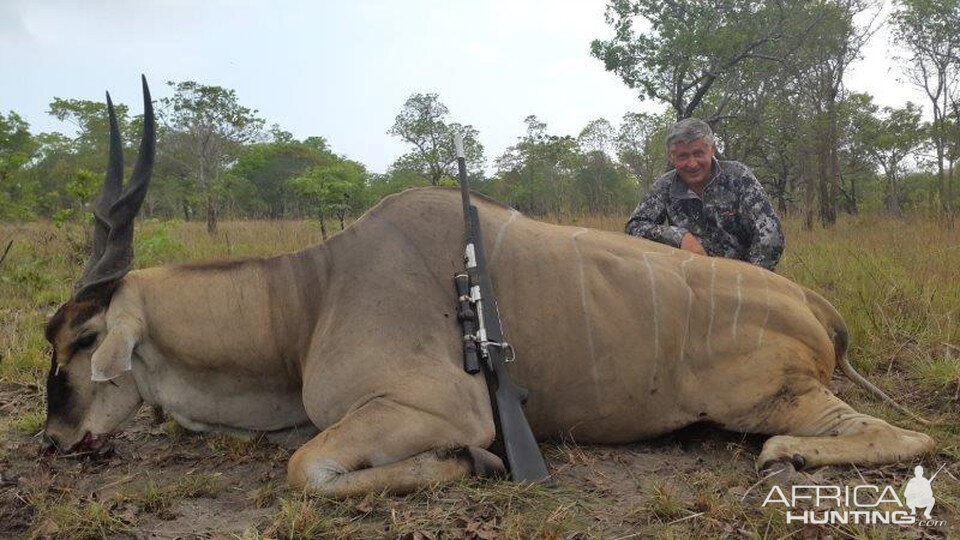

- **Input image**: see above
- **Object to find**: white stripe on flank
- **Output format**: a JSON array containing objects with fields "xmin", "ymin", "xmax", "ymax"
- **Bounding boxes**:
[
  {"xmin": 707, "ymin": 259, "xmax": 717, "ymax": 359},
  {"xmin": 733, "ymin": 273, "xmax": 743, "ymax": 340},
  {"xmin": 643, "ymin": 252, "xmax": 684, "ymax": 280},
  {"xmin": 758, "ymin": 270, "xmax": 771, "ymax": 348},
  {"xmin": 679, "ymin": 254, "xmax": 695, "ymax": 362},
  {"xmin": 641, "ymin": 252, "xmax": 660, "ymax": 375},
  {"xmin": 490, "ymin": 210, "xmax": 520, "ymax": 265},
  {"xmin": 571, "ymin": 229, "xmax": 600, "ymax": 392},
  {"xmin": 643, "ymin": 253, "xmax": 660, "ymax": 357}
]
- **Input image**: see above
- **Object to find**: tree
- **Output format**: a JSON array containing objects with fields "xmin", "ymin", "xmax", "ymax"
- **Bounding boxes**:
[
  {"xmin": 801, "ymin": 0, "xmax": 881, "ymax": 226},
  {"xmin": 578, "ymin": 118, "xmax": 615, "ymax": 155},
  {"xmin": 48, "ymin": 97, "xmax": 135, "ymax": 159},
  {"xmin": 714, "ymin": 82, "xmax": 806, "ymax": 213},
  {"xmin": 160, "ymin": 81, "xmax": 264, "ymax": 233},
  {"xmin": 591, "ymin": 0, "xmax": 793, "ymax": 121},
  {"xmin": 388, "ymin": 93, "xmax": 484, "ymax": 186},
  {"xmin": 494, "ymin": 116, "xmax": 581, "ymax": 219},
  {"xmin": 855, "ymin": 101, "xmax": 926, "ymax": 215},
  {"xmin": 615, "ymin": 111, "xmax": 672, "ymax": 191},
  {"xmin": 233, "ymin": 136, "xmax": 336, "ymax": 218},
  {"xmin": 833, "ymin": 93, "xmax": 879, "ymax": 214},
  {"xmin": 290, "ymin": 159, "xmax": 366, "ymax": 240},
  {"xmin": 0, "ymin": 112, "xmax": 39, "ymax": 219},
  {"xmin": 576, "ymin": 118, "xmax": 634, "ymax": 214},
  {"xmin": 892, "ymin": 0, "xmax": 960, "ymax": 217},
  {"xmin": 40, "ymin": 98, "xmax": 142, "ymax": 218}
]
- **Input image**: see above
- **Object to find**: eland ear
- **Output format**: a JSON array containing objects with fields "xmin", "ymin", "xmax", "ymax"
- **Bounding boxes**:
[{"xmin": 90, "ymin": 322, "xmax": 139, "ymax": 381}]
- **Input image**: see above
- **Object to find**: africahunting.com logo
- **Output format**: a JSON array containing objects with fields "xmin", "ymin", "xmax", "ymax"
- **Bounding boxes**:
[{"xmin": 762, "ymin": 465, "xmax": 946, "ymax": 527}]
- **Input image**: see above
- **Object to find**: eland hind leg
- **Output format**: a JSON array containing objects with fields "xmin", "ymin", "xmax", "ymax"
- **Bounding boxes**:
[
  {"xmin": 722, "ymin": 381, "xmax": 935, "ymax": 472},
  {"xmin": 287, "ymin": 396, "xmax": 503, "ymax": 498}
]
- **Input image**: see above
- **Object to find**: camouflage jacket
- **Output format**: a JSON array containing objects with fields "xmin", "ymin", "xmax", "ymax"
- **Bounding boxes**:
[{"xmin": 625, "ymin": 159, "xmax": 784, "ymax": 271}]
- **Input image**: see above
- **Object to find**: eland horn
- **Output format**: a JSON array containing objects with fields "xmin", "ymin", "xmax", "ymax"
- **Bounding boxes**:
[{"xmin": 75, "ymin": 75, "xmax": 155, "ymax": 301}]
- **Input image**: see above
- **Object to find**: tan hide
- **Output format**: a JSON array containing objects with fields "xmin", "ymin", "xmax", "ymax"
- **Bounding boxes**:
[{"xmin": 115, "ymin": 188, "xmax": 932, "ymax": 497}]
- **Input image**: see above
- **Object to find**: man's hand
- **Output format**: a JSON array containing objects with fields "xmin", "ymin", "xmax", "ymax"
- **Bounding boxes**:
[{"xmin": 680, "ymin": 233, "xmax": 707, "ymax": 256}]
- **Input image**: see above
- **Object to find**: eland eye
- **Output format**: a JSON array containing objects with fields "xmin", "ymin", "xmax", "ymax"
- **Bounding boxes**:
[{"xmin": 74, "ymin": 333, "xmax": 98, "ymax": 350}]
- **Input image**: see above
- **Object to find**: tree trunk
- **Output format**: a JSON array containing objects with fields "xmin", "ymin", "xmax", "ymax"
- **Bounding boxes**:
[
  {"xmin": 198, "ymin": 159, "xmax": 218, "ymax": 235},
  {"xmin": 849, "ymin": 171, "xmax": 858, "ymax": 215},
  {"xmin": 206, "ymin": 191, "xmax": 218, "ymax": 235},
  {"xmin": 816, "ymin": 104, "xmax": 838, "ymax": 226},
  {"xmin": 319, "ymin": 211, "xmax": 328, "ymax": 241},
  {"xmin": 947, "ymin": 149, "xmax": 955, "ymax": 223},
  {"xmin": 886, "ymin": 173, "xmax": 903, "ymax": 217},
  {"xmin": 817, "ymin": 138, "xmax": 832, "ymax": 226},
  {"xmin": 937, "ymin": 134, "xmax": 947, "ymax": 216},
  {"xmin": 802, "ymin": 149, "xmax": 814, "ymax": 231},
  {"xmin": 828, "ymin": 107, "xmax": 841, "ymax": 220}
]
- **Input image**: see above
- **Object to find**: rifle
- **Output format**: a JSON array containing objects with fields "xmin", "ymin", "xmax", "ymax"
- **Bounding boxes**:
[{"xmin": 452, "ymin": 134, "xmax": 549, "ymax": 483}]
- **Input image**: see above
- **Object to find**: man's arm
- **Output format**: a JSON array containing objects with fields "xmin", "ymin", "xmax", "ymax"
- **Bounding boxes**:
[
  {"xmin": 625, "ymin": 179, "xmax": 688, "ymax": 248},
  {"xmin": 740, "ymin": 172, "xmax": 784, "ymax": 270}
]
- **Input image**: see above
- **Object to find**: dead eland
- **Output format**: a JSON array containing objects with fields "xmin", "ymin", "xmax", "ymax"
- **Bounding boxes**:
[{"xmin": 41, "ymin": 79, "xmax": 934, "ymax": 497}]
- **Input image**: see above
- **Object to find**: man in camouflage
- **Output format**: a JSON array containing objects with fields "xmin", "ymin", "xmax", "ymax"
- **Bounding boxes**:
[{"xmin": 625, "ymin": 118, "xmax": 784, "ymax": 271}]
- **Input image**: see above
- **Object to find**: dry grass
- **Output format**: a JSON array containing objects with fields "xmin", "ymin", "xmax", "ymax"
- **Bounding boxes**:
[
  {"xmin": 115, "ymin": 473, "xmax": 225, "ymax": 516},
  {"xmin": 257, "ymin": 479, "xmax": 605, "ymax": 539},
  {"xmin": 25, "ymin": 490, "xmax": 133, "ymax": 540}
]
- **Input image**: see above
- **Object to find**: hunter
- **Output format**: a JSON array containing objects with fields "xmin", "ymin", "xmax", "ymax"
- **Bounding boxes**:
[{"xmin": 625, "ymin": 118, "xmax": 784, "ymax": 271}]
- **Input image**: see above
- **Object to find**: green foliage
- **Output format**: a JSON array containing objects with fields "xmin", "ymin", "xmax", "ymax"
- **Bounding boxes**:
[
  {"xmin": 160, "ymin": 80, "xmax": 266, "ymax": 233},
  {"xmin": 492, "ymin": 115, "xmax": 638, "ymax": 217},
  {"xmin": 0, "ymin": 111, "xmax": 40, "ymax": 219},
  {"xmin": 290, "ymin": 158, "xmax": 367, "ymax": 237},
  {"xmin": 365, "ymin": 167, "xmax": 431, "ymax": 203},
  {"xmin": 2, "ymin": 49, "xmax": 957, "ymax": 227},
  {"xmin": 615, "ymin": 111, "xmax": 672, "ymax": 191},
  {"xmin": 593, "ymin": 0, "xmax": 901, "ymax": 225},
  {"xmin": 388, "ymin": 93, "xmax": 484, "ymax": 186},
  {"xmin": 3, "ymin": 98, "xmax": 138, "ymax": 221},
  {"xmin": 591, "ymin": 0, "xmax": 793, "ymax": 120},
  {"xmin": 853, "ymin": 100, "xmax": 927, "ymax": 215},
  {"xmin": 232, "ymin": 137, "xmax": 336, "ymax": 218},
  {"xmin": 134, "ymin": 221, "xmax": 185, "ymax": 267},
  {"xmin": 493, "ymin": 116, "xmax": 581, "ymax": 218},
  {"xmin": 892, "ymin": 0, "xmax": 960, "ymax": 215}
]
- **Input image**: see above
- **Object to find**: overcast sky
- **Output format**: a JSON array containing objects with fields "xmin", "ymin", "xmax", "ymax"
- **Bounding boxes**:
[{"xmin": 1, "ymin": 0, "xmax": 929, "ymax": 173}]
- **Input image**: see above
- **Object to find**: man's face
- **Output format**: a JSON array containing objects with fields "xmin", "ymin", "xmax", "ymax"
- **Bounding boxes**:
[{"xmin": 668, "ymin": 138, "xmax": 716, "ymax": 190}]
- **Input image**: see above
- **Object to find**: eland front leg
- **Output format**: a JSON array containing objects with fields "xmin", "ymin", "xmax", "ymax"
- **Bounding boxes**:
[{"xmin": 287, "ymin": 395, "xmax": 503, "ymax": 497}]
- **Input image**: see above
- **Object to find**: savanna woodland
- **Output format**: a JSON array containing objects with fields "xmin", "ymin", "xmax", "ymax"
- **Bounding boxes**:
[{"xmin": 2, "ymin": 0, "xmax": 960, "ymax": 538}]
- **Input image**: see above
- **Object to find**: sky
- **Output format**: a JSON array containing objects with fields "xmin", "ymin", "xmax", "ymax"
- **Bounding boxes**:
[{"xmin": 0, "ymin": 0, "xmax": 930, "ymax": 174}]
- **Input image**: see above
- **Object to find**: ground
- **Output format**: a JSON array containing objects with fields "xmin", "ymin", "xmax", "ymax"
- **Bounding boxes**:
[{"xmin": 1, "ymin": 214, "xmax": 958, "ymax": 539}]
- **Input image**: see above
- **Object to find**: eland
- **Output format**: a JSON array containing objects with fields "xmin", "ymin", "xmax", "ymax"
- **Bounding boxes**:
[{"xmin": 42, "ymin": 78, "xmax": 935, "ymax": 497}]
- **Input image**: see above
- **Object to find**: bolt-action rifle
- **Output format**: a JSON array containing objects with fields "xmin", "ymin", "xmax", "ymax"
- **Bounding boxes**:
[{"xmin": 452, "ymin": 134, "xmax": 549, "ymax": 483}]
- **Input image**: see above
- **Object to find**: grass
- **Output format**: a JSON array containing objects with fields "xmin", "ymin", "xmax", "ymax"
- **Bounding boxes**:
[
  {"xmin": 206, "ymin": 432, "xmax": 265, "ymax": 461},
  {"xmin": 26, "ymin": 492, "xmax": 132, "ymax": 540},
  {"xmin": 116, "ymin": 473, "xmax": 225, "ymax": 516},
  {"xmin": 259, "ymin": 479, "xmax": 606, "ymax": 539},
  {"xmin": 1, "ymin": 211, "xmax": 958, "ymax": 538},
  {"xmin": 646, "ymin": 482, "xmax": 688, "ymax": 521},
  {"xmin": 12, "ymin": 408, "xmax": 45, "ymax": 435}
]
